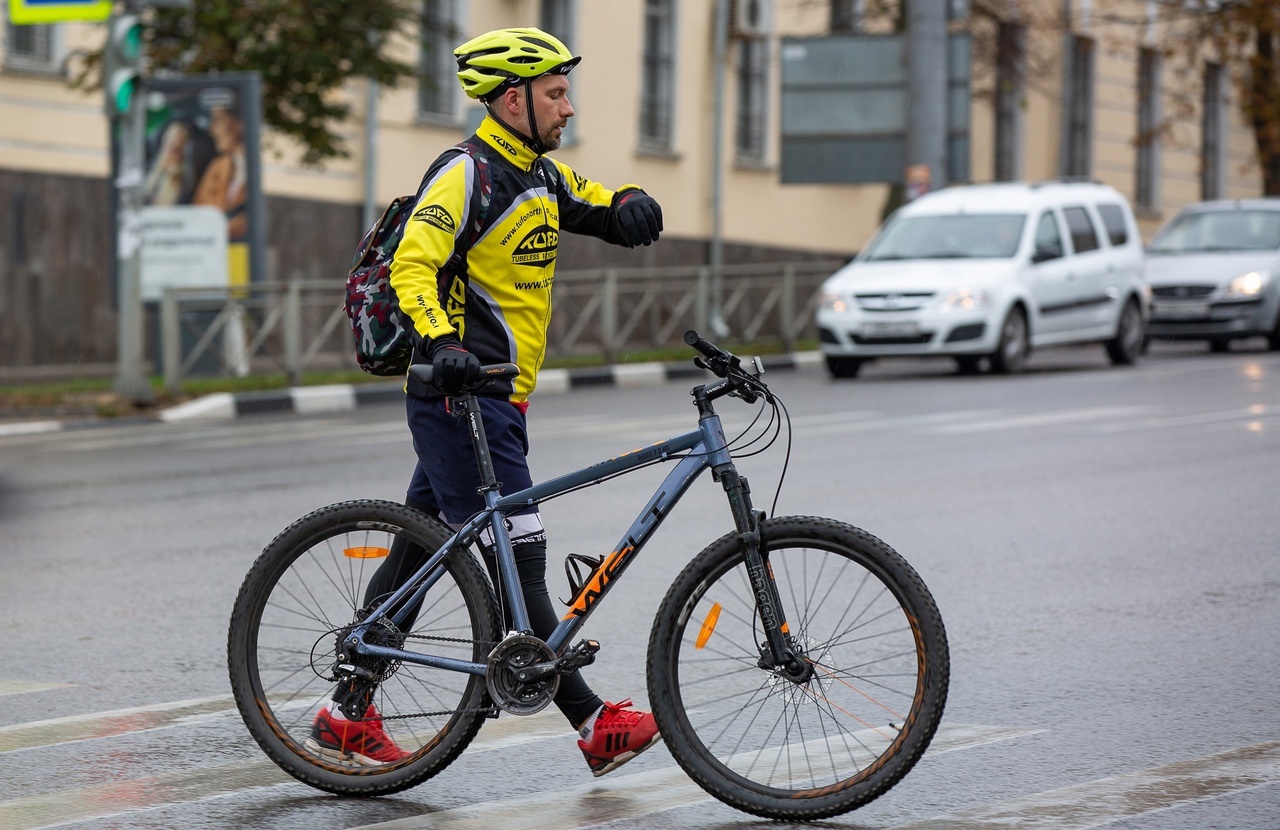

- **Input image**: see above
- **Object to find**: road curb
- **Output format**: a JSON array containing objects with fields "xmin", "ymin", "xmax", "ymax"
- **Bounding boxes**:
[{"xmin": 1, "ymin": 352, "xmax": 822, "ymax": 431}]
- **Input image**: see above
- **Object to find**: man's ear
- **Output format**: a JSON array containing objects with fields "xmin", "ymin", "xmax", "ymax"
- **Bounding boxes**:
[{"xmin": 500, "ymin": 86, "xmax": 523, "ymax": 116}]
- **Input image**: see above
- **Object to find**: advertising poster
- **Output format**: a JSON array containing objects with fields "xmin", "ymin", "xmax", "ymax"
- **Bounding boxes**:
[{"xmin": 140, "ymin": 74, "xmax": 266, "ymax": 293}]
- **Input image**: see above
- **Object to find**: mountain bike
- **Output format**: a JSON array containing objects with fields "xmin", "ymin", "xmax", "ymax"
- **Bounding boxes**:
[{"xmin": 227, "ymin": 332, "xmax": 949, "ymax": 820}]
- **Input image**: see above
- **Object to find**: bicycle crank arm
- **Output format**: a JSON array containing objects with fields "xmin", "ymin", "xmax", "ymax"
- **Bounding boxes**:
[{"xmin": 513, "ymin": 639, "xmax": 600, "ymax": 684}]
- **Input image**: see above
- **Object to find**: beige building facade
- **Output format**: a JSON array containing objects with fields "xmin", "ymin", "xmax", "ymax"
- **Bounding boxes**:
[{"xmin": 0, "ymin": 0, "xmax": 1266, "ymax": 369}]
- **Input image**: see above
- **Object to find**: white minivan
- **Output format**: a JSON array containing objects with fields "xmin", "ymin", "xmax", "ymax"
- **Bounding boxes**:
[{"xmin": 815, "ymin": 181, "xmax": 1147, "ymax": 377}]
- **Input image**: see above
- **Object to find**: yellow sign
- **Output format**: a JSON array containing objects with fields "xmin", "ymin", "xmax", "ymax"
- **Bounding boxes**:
[{"xmin": 8, "ymin": 0, "xmax": 112, "ymax": 24}]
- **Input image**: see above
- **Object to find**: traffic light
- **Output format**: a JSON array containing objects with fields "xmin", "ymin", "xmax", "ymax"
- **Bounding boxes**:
[{"xmin": 103, "ymin": 13, "xmax": 142, "ymax": 119}]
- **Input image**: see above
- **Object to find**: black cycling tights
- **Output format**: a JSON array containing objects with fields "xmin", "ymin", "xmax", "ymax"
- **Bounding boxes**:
[{"xmin": 362, "ymin": 524, "xmax": 602, "ymax": 729}]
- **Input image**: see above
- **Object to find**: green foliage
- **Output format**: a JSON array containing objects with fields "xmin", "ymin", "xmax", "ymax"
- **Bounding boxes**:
[{"xmin": 79, "ymin": 0, "xmax": 422, "ymax": 166}]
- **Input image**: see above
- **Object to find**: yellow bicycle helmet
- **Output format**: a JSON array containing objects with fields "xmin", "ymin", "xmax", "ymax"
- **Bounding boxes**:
[{"xmin": 454, "ymin": 27, "xmax": 581, "ymax": 100}]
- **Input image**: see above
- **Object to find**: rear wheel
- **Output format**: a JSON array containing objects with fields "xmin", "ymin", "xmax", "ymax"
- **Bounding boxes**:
[
  {"xmin": 1105, "ymin": 299, "xmax": 1144, "ymax": 365},
  {"xmin": 825, "ymin": 356, "xmax": 863, "ymax": 378},
  {"xmin": 228, "ymin": 500, "xmax": 499, "ymax": 795},
  {"xmin": 648, "ymin": 517, "xmax": 949, "ymax": 820}
]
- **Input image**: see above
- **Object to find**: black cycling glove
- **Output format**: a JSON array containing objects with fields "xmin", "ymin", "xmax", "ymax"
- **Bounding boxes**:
[
  {"xmin": 614, "ymin": 190, "xmax": 663, "ymax": 248},
  {"xmin": 424, "ymin": 335, "xmax": 481, "ymax": 393}
]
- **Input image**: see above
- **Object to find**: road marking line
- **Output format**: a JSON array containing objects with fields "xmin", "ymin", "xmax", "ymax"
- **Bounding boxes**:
[
  {"xmin": 931, "ymin": 406, "xmax": 1154, "ymax": 434},
  {"xmin": 350, "ymin": 723, "xmax": 1040, "ymax": 830},
  {"xmin": 0, "ymin": 695, "xmax": 574, "ymax": 756},
  {"xmin": 0, "ymin": 681, "xmax": 72, "ymax": 699},
  {"xmin": 890, "ymin": 741, "xmax": 1280, "ymax": 829},
  {"xmin": 1096, "ymin": 404, "xmax": 1280, "ymax": 433},
  {"xmin": 0, "ymin": 695, "xmax": 236, "ymax": 754},
  {"xmin": 0, "ymin": 709, "xmax": 570, "ymax": 830}
]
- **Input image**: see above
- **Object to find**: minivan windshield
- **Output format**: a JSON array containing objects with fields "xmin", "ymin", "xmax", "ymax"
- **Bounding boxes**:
[
  {"xmin": 862, "ymin": 214, "xmax": 1027, "ymax": 261},
  {"xmin": 1148, "ymin": 210, "xmax": 1280, "ymax": 253}
]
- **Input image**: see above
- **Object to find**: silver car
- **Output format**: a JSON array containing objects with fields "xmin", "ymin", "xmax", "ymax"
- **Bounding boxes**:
[{"xmin": 1145, "ymin": 199, "xmax": 1280, "ymax": 351}]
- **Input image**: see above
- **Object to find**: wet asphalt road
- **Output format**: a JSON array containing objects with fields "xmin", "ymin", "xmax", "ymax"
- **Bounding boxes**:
[{"xmin": 1, "ymin": 340, "xmax": 1278, "ymax": 829}]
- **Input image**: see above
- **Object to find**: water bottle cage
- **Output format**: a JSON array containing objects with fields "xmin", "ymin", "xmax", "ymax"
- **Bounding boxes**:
[{"xmin": 559, "ymin": 552, "xmax": 606, "ymax": 606}]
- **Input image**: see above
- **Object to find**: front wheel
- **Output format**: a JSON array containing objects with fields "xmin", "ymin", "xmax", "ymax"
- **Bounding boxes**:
[
  {"xmin": 989, "ymin": 306, "xmax": 1030, "ymax": 374},
  {"xmin": 1105, "ymin": 299, "xmax": 1144, "ymax": 365},
  {"xmin": 647, "ymin": 517, "xmax": 949, "ymax": 820},
  {"xmin": 228, "ymin": 500, "xmax": 500, "ymax": 796}
]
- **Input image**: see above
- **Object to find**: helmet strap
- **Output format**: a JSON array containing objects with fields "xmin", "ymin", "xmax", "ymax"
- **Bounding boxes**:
[
  {"xmin": 483, "ymin": 80, "xmax": 547, "ymax": 156},
  {"xmin": 523, "ymin": 80, "xmax": 547, "ymax": 156}
]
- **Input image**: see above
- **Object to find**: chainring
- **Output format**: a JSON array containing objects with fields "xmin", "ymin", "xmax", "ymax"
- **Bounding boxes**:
[{"xmin": 486, "ymin": 634, "xmax": 559, "ymax": 716}]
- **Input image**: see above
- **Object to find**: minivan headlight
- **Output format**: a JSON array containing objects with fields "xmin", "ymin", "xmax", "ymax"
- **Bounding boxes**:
[
  {"xmin": 820, "ymin": 291, "xmax": 849, "ymax": 313},
  {"xmin": 1223, "ymin": 270, "xmax": 1269, "ymax": 299},
  {"xmin": 940, "ymin": 287, "xmax": 989, "ymax": 311}
]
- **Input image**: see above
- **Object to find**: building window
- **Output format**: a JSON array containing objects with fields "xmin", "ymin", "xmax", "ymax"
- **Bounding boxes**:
[
  {"xmin": 1062, "ymin": 35, "xmax": 1094, "ymax": 179},
  {"xmin": 994, "ymin": 21, "xmax": 1025, "ymax": 182},
  {"xmin": 540, "ymin": 0, "xmax": 573, "ymax": 41},
  {"xmin": 735, "ymin": 37, "xmax": 768, "ymax": 162},
  {"xmin": 830, "ymin": 0, "xmax": 861, "ymax": 33},
  {"xmin": 1135, "ymin": 47, "xmax": 1160, "ymax": 210},
  {"xmin": 639, "ymin": 0, "xmax": 675, "ymax": 151},
  {"xmin": 540, "ymin": 0, "xmax": 576, "ymax": 145},
  {"xmin": 419, "ymin": 0, "xmax": 459, "ymax": 119},
  {"xmin": 1201, "ymin": 61, "xmax": 1224, "ymax": 200},
  {"xmin": 4, "ymin": 21, "xmax": 58, "ymax": 73}
]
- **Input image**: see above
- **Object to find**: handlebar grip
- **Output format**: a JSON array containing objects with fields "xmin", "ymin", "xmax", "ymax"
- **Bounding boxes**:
[
  {"xmin": 407, "ymin": 362, "xmax": 520, "ymax": 388},
  {"xmin": 684, "ymin": 330, "xmax": 722, "ymax": 359}
]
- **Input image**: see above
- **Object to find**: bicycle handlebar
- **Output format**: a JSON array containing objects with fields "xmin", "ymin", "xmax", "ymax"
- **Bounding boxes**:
[
  {"xmin": 684, "ymin": 330, "xmax": 767, "ymax": 404},
  {"xmin": 408, "ymin": 362, "xmax": 520, "ymax": 392}
]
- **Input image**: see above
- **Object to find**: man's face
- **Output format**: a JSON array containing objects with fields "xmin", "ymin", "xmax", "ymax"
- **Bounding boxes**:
[{"xmin": 529, "ymin": 74, "xmax": 574, "ymax": 150}]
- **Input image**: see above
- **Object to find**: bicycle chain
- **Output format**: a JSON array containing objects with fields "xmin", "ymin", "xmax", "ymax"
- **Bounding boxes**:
[{"xmin": 362, "ymin": 631, "xmax": 501, "ymax": 722}]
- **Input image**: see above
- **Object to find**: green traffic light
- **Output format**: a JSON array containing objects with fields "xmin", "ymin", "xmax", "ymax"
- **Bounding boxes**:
[{"xmin": 114, "ymin": 76, "xmax": 138, "ymax": 113}]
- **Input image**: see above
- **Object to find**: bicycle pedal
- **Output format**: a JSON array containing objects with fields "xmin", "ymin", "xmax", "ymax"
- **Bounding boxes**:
[{"xmin": 556, "ymin": 639, "xmax": 600, "ymax": 672}]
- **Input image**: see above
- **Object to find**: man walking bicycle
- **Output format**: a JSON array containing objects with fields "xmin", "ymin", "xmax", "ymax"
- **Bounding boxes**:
[{"xmin": 308, "ymin": 27, "xmax": 665, "ymax": 777}]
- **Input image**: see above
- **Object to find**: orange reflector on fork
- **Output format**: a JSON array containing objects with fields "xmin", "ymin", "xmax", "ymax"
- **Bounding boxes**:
[
  {"xmin": 695, "ymin": 603, "xmax": 722, "ymax": 649},
  {"xmin": 344, "ymin": 547, "xmax": 391, "ymax": 559}
]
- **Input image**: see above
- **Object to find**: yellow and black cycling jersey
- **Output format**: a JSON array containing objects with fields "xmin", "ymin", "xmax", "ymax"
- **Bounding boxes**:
[{"xmin": 391, "ymin": 115, "xmax": 642, "ymax": 404}]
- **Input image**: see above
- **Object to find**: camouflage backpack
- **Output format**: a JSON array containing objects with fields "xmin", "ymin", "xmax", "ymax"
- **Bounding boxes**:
[{"xmin": 344, "ymin": 141, "xmax": 495, "ymax": 376}]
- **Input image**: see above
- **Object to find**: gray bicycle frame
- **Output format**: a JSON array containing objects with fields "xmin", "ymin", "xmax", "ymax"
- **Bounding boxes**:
[{"xmin": 344, "ymin": 406, "xmax": 736, "ymax": 678}]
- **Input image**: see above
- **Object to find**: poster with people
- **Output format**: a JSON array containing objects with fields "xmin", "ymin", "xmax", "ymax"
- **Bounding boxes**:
[{"xmin": 139, "ymin": 74, "xmax": 265, "ymax": 295}]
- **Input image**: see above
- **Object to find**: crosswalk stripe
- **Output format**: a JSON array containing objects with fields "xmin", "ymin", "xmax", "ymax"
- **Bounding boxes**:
[
  {"xmin": 0, "ymin": 709, "xmax": 569, "ymax": 830},
  {"xmin": 0, "ymin": 681, "xmax": 71, "ymax": 699},
  {"xmin": 890, "ymin": 741, "xmax": 1280, "ymax": 829},
  {"xmin": 0, "ymin": 695, "xmax": 235, "ymax": 754},
  {"xmin": 350, "ymin": 724, "xmax": 1039, "ymax": 830}
]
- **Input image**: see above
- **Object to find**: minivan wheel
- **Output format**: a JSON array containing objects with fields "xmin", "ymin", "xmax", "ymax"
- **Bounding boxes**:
[
  {"xmin": 825, "ymin": 356, "xmax": 863, "ymax": 379},
  {"xmin": 1105, "ymin": 299, "xmax": 1143, "ymax": 365},
  {"xmin": 1269, "ymin": 312, "xmax": 1280, "ymax": 351},
  {"xmin": 989, "ymin": 307, "xmax": 1029, "ymax": 374},
  {"xmin": 1209, "ymin": 338, "xmax": 1231, "ymax": 353}
]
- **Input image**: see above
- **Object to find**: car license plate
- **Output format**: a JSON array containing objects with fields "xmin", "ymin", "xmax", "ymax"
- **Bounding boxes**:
[
  {"xmin": 1153, "ymin": 302, "xmax": 1209, "ymax": 319},
  {"xmin": 863, "ymin": 321, "xmax": 920, "ymax": 338}
]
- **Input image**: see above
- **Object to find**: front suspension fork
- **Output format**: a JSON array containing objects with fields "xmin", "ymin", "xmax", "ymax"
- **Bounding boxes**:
[{"xmin": 718, "ymin": 466, "xmax": 803, "ymax": 676}]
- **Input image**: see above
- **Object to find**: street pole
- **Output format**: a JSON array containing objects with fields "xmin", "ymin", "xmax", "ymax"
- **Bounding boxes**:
[
  {"xmin": 108, "ymin": 3, "xmax": 154, "ymax": 403},
  {"xmin": 905, "ymin": 0, "xmax": 948, "ymax": 199},
  {"xmin": 708, "ymin": 0, "xmax": 730, "ymax": 338}
]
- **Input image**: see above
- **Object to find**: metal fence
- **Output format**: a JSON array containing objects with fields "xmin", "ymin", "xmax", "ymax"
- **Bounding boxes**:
[{"xmin": 158, "ymin": 261, "xmax": 842, "ymax": 392}]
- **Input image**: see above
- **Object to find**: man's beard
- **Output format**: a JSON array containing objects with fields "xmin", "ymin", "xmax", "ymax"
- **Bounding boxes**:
[{"xmin": 540, "ymin": 125, "xmax": 564, "ymax": 151}]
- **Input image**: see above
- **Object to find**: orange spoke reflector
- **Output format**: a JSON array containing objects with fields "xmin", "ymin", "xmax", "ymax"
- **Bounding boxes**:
[
  {"xmin": 344, "ymin": 546, "xmax": 391, "ymax": 559},
  {"xmin": 695, "ymin": 603, "xmax": 722, "ymax": 649}
]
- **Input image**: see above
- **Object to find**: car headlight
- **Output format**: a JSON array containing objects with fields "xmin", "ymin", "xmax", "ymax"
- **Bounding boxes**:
[
  {"xmin": 1223, "ymin": 270, "xmax": 1269, "ymax": 299},
  {"xmin": 820, "ymin": 291, "xmax": 849, "ymax": 313},
  {"xmin": 940, "ymin": 287, "xmax": 989, "ymax": 311}
]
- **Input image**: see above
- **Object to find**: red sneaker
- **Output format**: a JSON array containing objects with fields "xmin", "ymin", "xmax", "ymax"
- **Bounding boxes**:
[
  {"xmin": 306, "ymin": 704, "xmax": 411, "ymax": 766},
  {"xmin": 577, "ymin": 698, "xmax": 662, "ymax": 777}
]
